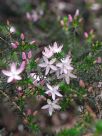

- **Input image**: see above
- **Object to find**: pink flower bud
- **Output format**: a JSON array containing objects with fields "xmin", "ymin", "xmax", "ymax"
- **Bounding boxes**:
[
  {"xmin": 68, "ymin": 14, "xmax": 73, "ymax": 22},
  {"xmin": 84, "ymin": 32, "xmax": 88, "ymax": 38},
  {"xmin": 28, "ymin": 51, "xmax": 32, "ymax": 59},
  {"xmin": 21, "ymin": 33, "xmax": 25, "ymax": 40},
  {"xmin": 22, "ymin": 52, "xmax": 27, "ymax": 60},
  {"xmin": 11, "ymin": 42, "xmax": 18, "ymax": 49}
]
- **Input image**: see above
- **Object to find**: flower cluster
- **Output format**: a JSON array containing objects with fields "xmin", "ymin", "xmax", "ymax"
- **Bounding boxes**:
[
  {"xmin": 39, "ymin": 42, "xmax": 76, "ymax": 83},
  {"xmin": 38, "ymin": 42, "xmax": 77, "ymax": 115},
  {"xmin": 26, "ymin": 10, "xmax": 43, "ymax": 22}
]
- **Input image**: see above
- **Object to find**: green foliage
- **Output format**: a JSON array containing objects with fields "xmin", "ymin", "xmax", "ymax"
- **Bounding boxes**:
[
  {"xmin": 95, "ymin": 120, "xmax": 102, "ymax": 134},
  {"xmin": 56, "ymin": 126, "xmax": 82, "ymax": 136}
]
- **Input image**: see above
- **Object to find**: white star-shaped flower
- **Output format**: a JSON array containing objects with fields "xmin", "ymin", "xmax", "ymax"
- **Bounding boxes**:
[
  {"xmin": 45, "ymin": 84, "xmax": 62, "ymax": 100},
  {"xmin": 38, "ymin": 57, "xmax": 57, "ymax": 75},
  {"xmin": 42, "ymin": 47, "xmax": 54, "ymax": 58},
  {"xmin": 2, "ymin": 62, "xmax": 25, "ymax": 83},
  {"xmin": 41, "ymin": 99, "xmax": 61, "ymax": 116},
  {"xmin": 58, "ymin": 70, "xmax": 77, "ymax": 84},
  {"xmin": 56, "ymin": 55, "xmax": 73, "ymax": 74},
  {"xmin": 49, "ymin": 42, "xmax": 63, "ymax": 53}
]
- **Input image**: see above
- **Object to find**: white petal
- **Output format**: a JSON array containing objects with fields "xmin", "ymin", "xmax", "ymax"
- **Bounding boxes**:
[
  {"xmin": 53, "ymin": 104, "xmax": 61, "ymax": 110},
  {"xmin": 15, "ymin": 75, "xmax": 22, "ymax": 80},
  {"xmin": 67, "ymin": 66, "xmax": 73, "ymax": 70},
  {"xmin": 38, "ymin": 63, "xmax": 46, "ymax": 67},
  {"xmin": 45, "ymin": 66, "xmax": 50, "ymax": 75},
  {"xmin": 47, "ymin": 84, "xmax": 52, "ymax": 90},
  {"xmin": 7, "ymin": 76, "xmax": 13, "ymax": 83},
  {"xmin": 11, "ymin": 63, "xmax": 16, "ymax": 73},
  {"xmin": 55, "ymin": 91, "xmax": 62, "ymax": 97},
  {"xmin": 50, "ymin": 65, "xmax": 57, "ymax": 71},
  {"xmin": 64, "ymin": 69, "xmax": 68, "ymax": 74},
  {"xmin": 41, "ymin": 104, "xmax": 49, "ymax": 109},
  {"xmin": 69, "ymin": 73, "xmax": 77, "ymax": 78},
  {"xmin": 49, "ymin": 107, "xmax": 53, "ymax": 116},
  {"xmin": 2, "ymin": 70, "xmax": 12, "ymax": 76},
  {"xmin": 65, "ymin": 76, "xmax": 70, "ymax": 84},
  {"xmin": 53, "ymin": 42, "xmax": 57, "ymax": 48},
  {"xmin": 50, "ymin": 59, "xmax": 56, "ymax": 64},
  {"xmin": 45, "ymin": 90, "xmax": 50, "ymax": 94},
  {"xmin": 52, "ymin": 93, "xmax": 56, "ymax": 100},
  {"xmin": 56, "ymin": 63, "xmax": 62, "ymax": 68},
  {"xmin": 17, "ymin": 61, "xmax": 26, "ymax": 74}
]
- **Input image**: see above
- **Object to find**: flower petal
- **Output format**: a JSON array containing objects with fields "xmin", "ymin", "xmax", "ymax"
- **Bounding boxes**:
[
  {"xmin": 41, "ymin": 104, "xmax": 49, "ymax": 109},
  {"xmin": 17, "ymin": 61, "xmax": 26, "ymax": 74},
  {"xmin": 7, "ymin": 77, "xmax": 13, "ymax": 83},
  {"xmin": 45, "ymin": 66, "xmax": 50, "ymax": 75},
  {"xmin": 69, "ymin": 73, "xmax": 77, "ymax": 78},
  {"xmin": 11, "ymin": 63, "xmax": 16, "ymax": 73},
  {"xmin": 50, "ymin": 58, "xmax": 56, "ymax": 64},
  {"xmin": 2, "ymin": 70, "xmax": 11, "ymax": 76},
  {"xmin": 53, "ymin": 104, "xmax": 61, "ymax": 110},
  {"xmin": 52, "ymin": 93, "xmax": 56, "ymax": 100},
  {"xmin": 15, "ymin": 75, "xmax": 22, "ymax": 80},
  {"xmin": 65, "ymin": 76, "xmax": 70, "ymax": 84},
  {"xmin": 56, "ymin": 63, "xmax": 62, "ymax": 68},
  {"xmin": 50, "ymin": 65, "xmax": 57, "ymax": 71},
  {"xmin": 55, "ymin": 91, "xmax": 62, "ymax": 97},
  {"xmin": 47, "ymin": 84, "xmax": 52, "ymax": 90},
  {"xmin": 38, "ymin": 63, "xmax": 46, "ymax": 67},
  {"xmin": 49, "ymin": 107, "xmax": 53, "ymax": 116}
]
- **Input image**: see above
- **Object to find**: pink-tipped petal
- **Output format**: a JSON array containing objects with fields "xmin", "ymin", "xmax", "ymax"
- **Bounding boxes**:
[
  {"xmin": 2, "ymin": 70, "xmax": 11, "ymax": 76},
  {"xmin": 15, "ymin": 75, "xmax": 22, "ymax": 80},
  {"xmin": 7, "ymin": 77, "xmax": 13, "ymax": 83},
  {"xmin": 11, "ymin": 63, "xmax": 16, "ymax": 73},
  {"xmin": 17, "ymin": 61, "xmax": 26, "ymax": 74}
]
